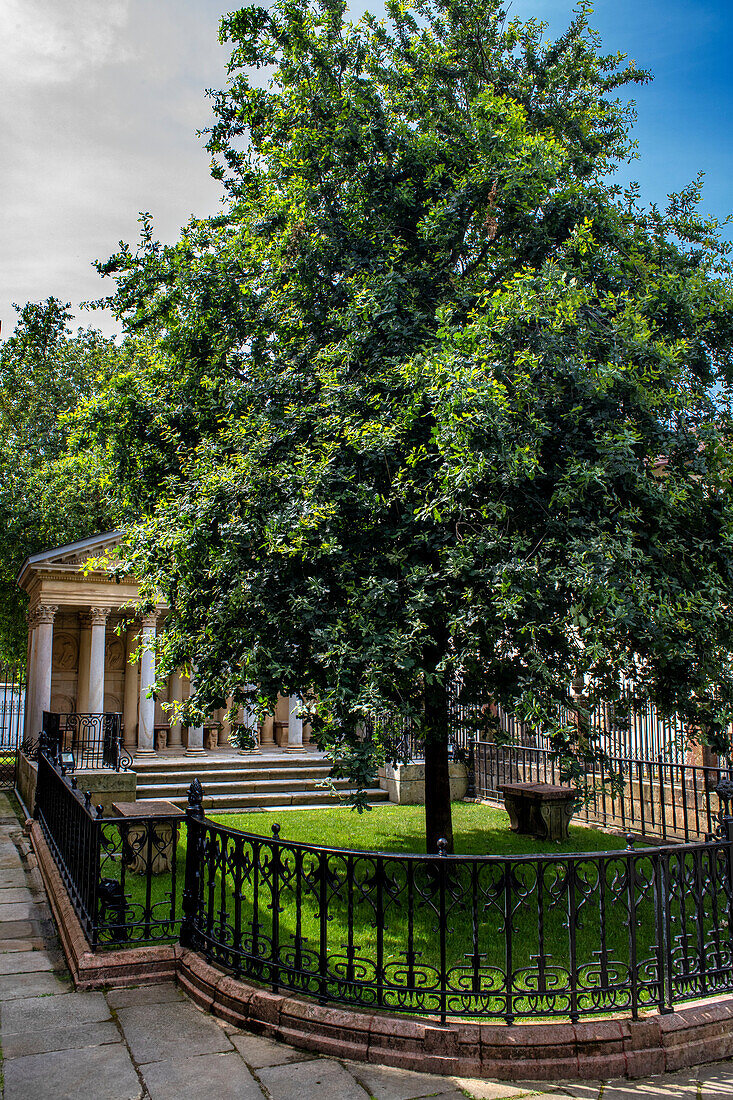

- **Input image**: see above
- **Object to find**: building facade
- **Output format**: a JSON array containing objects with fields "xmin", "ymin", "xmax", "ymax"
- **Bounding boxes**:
[{"xmin": 17, "ymin": 531, "xmax": 310, "ymax": 758}]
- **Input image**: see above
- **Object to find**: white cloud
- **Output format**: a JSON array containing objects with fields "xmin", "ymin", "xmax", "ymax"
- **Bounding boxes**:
[{"xmin": 0, "ymin": 0, "xmax": 132, "ymax": 86}]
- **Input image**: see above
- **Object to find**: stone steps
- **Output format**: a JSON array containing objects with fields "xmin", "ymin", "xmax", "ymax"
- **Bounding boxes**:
[
  {"xmin": 138, "ymin": 776, "xmax": 353, "ymax": 799},
  {"xmin": 133, "ymin": 753, "xmax": 321, "ymax": 773},
  {"xmin": 133, "ymin": 754, "xmax": 389, "ymax": 813},
  {"xmin": 136, "ymin": 787, "xmax": 389, "ymax": 813},
  {"xmin": 136, "ymin": 767, "xmax": 334, "ymax": 788}
]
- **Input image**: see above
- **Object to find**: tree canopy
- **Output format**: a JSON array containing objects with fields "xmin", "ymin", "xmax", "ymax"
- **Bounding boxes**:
[
  {"xmin": 83, "ymin": 0, "xmax": 733, "ymax": 849},
  {"xmin": 0, "ymin": 299, "xmax": 120, "ymax": 663}
]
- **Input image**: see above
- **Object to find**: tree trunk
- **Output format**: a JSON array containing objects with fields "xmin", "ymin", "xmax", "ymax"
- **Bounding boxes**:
[{"xmin": 424, "ymin": 677, "xmax": 454, "ymax": 854}]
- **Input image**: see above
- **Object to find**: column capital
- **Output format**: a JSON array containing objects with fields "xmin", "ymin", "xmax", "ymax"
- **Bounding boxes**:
[
  {"xmin": 139, "ymin": 612, "xmax": 159, "ymax": 630},
  {"xmin": 29, "ymin": 604, "xmax": 58, "ymax": 628},
  {"xmin": 89, "ymin": 606, "xmax": 111, "ymax": 626}
]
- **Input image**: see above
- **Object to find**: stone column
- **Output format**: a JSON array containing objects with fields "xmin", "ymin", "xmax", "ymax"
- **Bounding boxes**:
[
  {"xmin": 184, "ymin": 668, "xmax": 206, "ymax": 756},
  {"xmin": 28, "ymin": 604, "xmax": 57, "ymax": 739},
  {"xmin": 219, "ymin": 697, "xmax": 235, "ymax": 748},
  {"xmin": 122, "ymin": 625, "xmax": 139, "ymax": 750},
  {"xmin": 286, "ymin": 694, "xmax": 303, "ymax": 752},
  {"xmin": 76, "ymin": 614, "xmax": 92, "ymax": 713},
  {"xmin": 136, "ymin": 613, "xmax": 157, "ymax": 756},
  {"xmin": 87, "ymin": 607, "xmax": 110, "ymax": 714},
  {"xmin": 168, "ymin": 671, "xmax": 183, "ymax": 749},
  {"xmin": 259, "ymin": 715, "xmax": 276, "ymax": 750},
  {"xmin": 24, "ymin": 615, "xmax": 37, "ymax": 739}
]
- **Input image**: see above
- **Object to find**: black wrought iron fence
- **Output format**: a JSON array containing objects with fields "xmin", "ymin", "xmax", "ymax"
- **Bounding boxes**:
[
  {"xmin": 370, "ymin": 684, "xmax": 687, "ymax": 766},
  {"xmin": 34, "ymin": 753, "xmax": 733, "ymax": 1023},
  {"xmin": 0, "ymin": 663, "xmax": 26, "ymax": 789},
  {"xmin": 42, "ymin": 711, "xmax": 131, "ymax": 771},
  {"xmin": 35, "ymin": 750, "xmax": 182, "ymax": 947},
  {"xmin": 474, "ymin": 741, "xmax": 730, "ymax": 843},
  {"xmin": 0, "ymin": 664, "xmax": 25, "ymax": 749},
  {"xmin": 180, "ymin": 784, "xmax": 733, "ymax": 1023}
]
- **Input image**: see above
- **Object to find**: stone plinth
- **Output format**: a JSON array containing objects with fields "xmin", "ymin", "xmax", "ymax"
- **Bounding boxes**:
[
  {"xmin": 499, "ymin": 781, "xmax": 576, "ymax": 841},
  {"xmin": 112, "ymin": 800, "xmax": 182, "ymax": 874},
  {"xmin": 378, "ymin": 762, "xmax": 468, "ymax": 805},
  {"xmin": 77, "ymin": 769, "xmax": 137, "ymax": 813}
]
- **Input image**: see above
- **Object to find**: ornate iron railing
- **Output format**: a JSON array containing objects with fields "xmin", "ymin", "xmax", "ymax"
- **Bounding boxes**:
[
  {"xmin": 370, "ymin": 687, "xmax": 687, "ymax": 767},
  {"xmin": 35, "ymin": 750, "xmax": 182, "ymax": 947},
  {"xmin": 0, "ymin": 663, "xmax": 25, "ymax": 750},
  {"xmin": 474, "ymin": 741, "xmax": 730, "ymax": 844},
  {"xmin": 180, "ymin": 783, "xmax": 733, "ymax": 1024},
  {"xmin": 42, "ymin": 711, "xmax": 132, "ymax": 771}
]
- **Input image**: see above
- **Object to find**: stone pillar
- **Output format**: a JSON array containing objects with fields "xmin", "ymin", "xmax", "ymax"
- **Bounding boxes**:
[
  {"xmin": 259, "ymin": 715, "xmax": 276, "ymax": 750},
  {"xmin": 88, "ymin": 607, "xmax": 110, "ymax": 714},
  {"xmin": 28, "ymin": 604, "xmax": 57, "ymax": 739},
  {"xmin": 123, "ymin": 625, "xmax": 139, "ymax": 750},
  {"xmin": 136, "ymin": 613, "xmax": 157, "ymax": 756},
  {"xmin": 24, "ymin": 616, "xmax": 37, "ymax": 739},
  {"xmin": 184, "ymin": 668, "xmax": 206, "ymax": 756},
  {"xmin": 286, "ymin": 694, "xmax": 303, "ymax": 751},
  {"xmin": 168, "ymin": 671, "xmax": 183, "ymax": 748},
  {"xmin": 76, "ymin": 614, "xmax": 92, "ymax": 713},
  {"xmin": 219, "ymin": 697, "xmax": 236, "ymax": 748}
]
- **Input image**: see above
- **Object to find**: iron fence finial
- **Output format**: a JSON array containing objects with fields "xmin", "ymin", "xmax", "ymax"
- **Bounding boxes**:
[{"xmin": 187, "ymin": 777, "xmax": 204, "ymax": 811}]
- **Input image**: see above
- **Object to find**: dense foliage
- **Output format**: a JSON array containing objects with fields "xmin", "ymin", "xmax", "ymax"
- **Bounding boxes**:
[
  {"xmin": 84, "ymin": 0, "xmax": 733, "ymax": 849},
  {"xmin": 0, "ymin": 299, "xmax": 120, "ymax": 663}
]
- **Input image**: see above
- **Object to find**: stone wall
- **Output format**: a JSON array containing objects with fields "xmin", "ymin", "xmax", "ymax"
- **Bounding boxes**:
[
  {"xmin": 16, "ymin": 751, "xmax": 37, "ymax": 815},
  {"xmin": 16, "ymin": 753, "xmax": 137, "ymax": 815}
]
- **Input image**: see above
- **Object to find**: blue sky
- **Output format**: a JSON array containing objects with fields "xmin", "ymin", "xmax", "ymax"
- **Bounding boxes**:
[{"xmin": 1, "ymin": 0, "xmax": 731, "ymax": 340}]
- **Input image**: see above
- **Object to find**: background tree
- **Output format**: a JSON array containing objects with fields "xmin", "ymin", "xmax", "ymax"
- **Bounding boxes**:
[
  {"xmin": 0, "ymin": 299, "xmax": 120, "ymax": 663},
  {"xmin": 85, "ymin": 0, "xmax": 733, "ymax": 851}
]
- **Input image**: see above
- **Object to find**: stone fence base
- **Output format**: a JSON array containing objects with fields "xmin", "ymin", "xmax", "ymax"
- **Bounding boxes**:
[
  {"xmin": 28, "ymin": 818, "xmax": 733, "ymax": 1082},
  {"xmin": 17, "ymin": 753, "xmax": 136, "ymax": 817}
]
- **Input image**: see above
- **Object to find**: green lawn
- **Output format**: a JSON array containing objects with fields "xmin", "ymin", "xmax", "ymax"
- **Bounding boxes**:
[
  {"xmin": 211, "ymin": 801, "xmax": 631, "ymax": 856},
  {"xmin": 99, "ymin": 802, "xmax": 722, "ymax": 1021}
]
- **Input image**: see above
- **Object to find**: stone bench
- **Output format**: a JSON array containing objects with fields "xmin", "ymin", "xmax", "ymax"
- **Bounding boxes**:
[{"xmin": 499, "ymin": 781, "xmax": 577, "ymax": 841}]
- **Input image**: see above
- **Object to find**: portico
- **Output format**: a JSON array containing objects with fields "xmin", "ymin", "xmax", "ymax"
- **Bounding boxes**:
[{"xmin": 16, "ymin": 531, "xmax": 315, "ymax": 758}]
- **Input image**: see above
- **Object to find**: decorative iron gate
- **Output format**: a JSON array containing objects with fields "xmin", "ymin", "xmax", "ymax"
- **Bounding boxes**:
[{"xmin": 0, "ymin": 664, "xmax": 25, "ymax": 789}]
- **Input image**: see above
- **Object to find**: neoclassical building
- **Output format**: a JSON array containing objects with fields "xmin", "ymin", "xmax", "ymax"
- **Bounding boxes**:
[{"xmin": 18, "ymin": 531, "xmax": 309, "ymax": 757}]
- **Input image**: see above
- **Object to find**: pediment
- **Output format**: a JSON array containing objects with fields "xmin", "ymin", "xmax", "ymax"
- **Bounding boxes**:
[{"xmin": 17, "ymin": 530, "xmax": 124, "ymax": 586}]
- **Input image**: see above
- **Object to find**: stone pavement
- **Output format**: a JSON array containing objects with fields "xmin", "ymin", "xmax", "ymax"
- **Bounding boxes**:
[{"xmin": 3, "ymin": 793, "xmax": 733, "ymax": 1099}]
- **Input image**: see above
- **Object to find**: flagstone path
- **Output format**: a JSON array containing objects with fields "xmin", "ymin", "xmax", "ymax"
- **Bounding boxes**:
[{"xmin": 1, "ymin": 791, "xmax": 732, "ymax": 1099}]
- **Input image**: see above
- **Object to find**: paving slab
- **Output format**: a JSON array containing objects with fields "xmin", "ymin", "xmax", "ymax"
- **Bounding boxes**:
[
  {"xmin": 105, "ymin": 982, "xmax": 184, "ymax": 1008},
  {"xmin": 0, "ymin": 948, "xmax": 55, "ymax": 973},
  {"xmin": 142, "ymin": 1051, "xmax": 265, "ymax": 1100},
  {"xmin": 577, "ymin": 1076, "xmax": 697, "ymax": 1099},
  {"xmin": 257, "ymin": 1057, "xmax": 371, "ymax": 1100},
  {"xmin": 1, "ymin": 990, "xmax": 111, "ymax": 1033},
  {"xmin": 0, "ymin": 969, "xmax": 69, "ymax": 998},
  {"xmin": 0, "ymin": 900, "xmax": 44, "ymax": 921},
  {"xmin": 0, "ymin": 856, "xmax": 25, "ymax": 870},
  {"xmin": 116, "ymin": 999, "xmax": 233, "ymax": 1063},
  {"xmin": 347, "ymin": 1060, "xmax": 463, "ymax": 1099},
  {"xmin": 4, "ymin": 1040, "xmax": 143, "ymax": 1100},
  {"xmin": 423, "ymin": 1093, "xmax": 487, "ymax": 1100},
  {"xmin": 450, "ymin": 1080, "xmax": 542, "ymax": 1099},
  {"xmin": 2, "ymin": 1019, "xmax": 122, "ymax": 1058},
  {"xmin": 699, "ymin": 1064, "xmax": 733, "ymax": 1096},
  {"xmin": 0, "ymin": 918, "xmax": 37, "ymax": 937},
  {"xmin": 0, "ymin": 887, "xmax": 36, "ymax": 903},
  {"xmin": 0, "ymin": 869, "xmax": 30, "ymax": 888},
  {"xmin": 230, "ymin": 1030, "xmax": 312, "ymax": 1068},
  {"xmin": 0, "ymin": 938, "xmax": 44, "ymax": 952}
]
